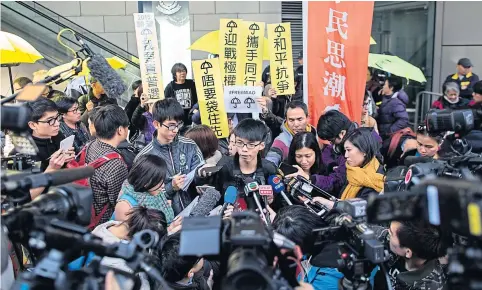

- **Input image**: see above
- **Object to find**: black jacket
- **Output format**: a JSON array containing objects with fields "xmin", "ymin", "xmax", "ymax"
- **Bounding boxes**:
[
  {"xmin": 124, "ymin": 95, "xmax": 141, "ymax": 139},
  {"xmin": 445, "ymin": 72, "xmax": 480, "ymax": 99},
  {"xmin": 32, "ymin": 133, "xmax": 64, "ymax": 172}
]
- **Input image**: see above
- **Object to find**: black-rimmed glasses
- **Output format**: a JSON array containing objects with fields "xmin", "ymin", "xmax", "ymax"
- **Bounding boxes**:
[
  {"xmin": 37, "ymin": 114, "xmax": 61, "ymax": 126},
  {"xmin": 162, "ymin": 122, "xmax": 184, "ymax": 131}
]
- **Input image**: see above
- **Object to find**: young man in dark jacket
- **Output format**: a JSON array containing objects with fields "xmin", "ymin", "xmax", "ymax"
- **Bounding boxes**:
[
  {"xmin": 135, "ymin": 98, "xmax": 204, "ymax": 215},
  {"xmin": 376, "ymin": 75, "xmax": 410, "ymax": 140},
  {"xmin": 210, "ymin": 119, "xmax": 277, "ymax": 211}
]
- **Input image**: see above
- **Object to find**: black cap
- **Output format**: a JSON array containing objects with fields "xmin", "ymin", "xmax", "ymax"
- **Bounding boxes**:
[
  {"xmin": 297, "ymin": 51, "xmax": 303, "ymax": 60},
  {"xmin": 457, "ymin": 58, "xmax": 473, "ymax": 68}
]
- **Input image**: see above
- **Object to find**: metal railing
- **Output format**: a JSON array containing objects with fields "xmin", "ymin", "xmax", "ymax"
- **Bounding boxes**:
[{"xmin": 413, "ymin": 91, "xmax": 443, "ymax": 129}]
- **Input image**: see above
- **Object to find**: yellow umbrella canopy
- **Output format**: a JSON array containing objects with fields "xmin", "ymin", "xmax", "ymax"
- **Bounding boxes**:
[
  {"xmin": 79, "ymin": 56, "xmax": 127, "ymax": 76},
  {"xmin": 368, "ymin": 53, "xmax": 426, "ymax": 83},
  {"xmin": 370, "ymin": 36, "xmax": 376, "ymax": 45},
  {"xmin": 189, "ymin": 30, "xmax": 270, "ymax": 60},
  {"xmin": 0, "ymin": 31, "xmax": 44, "ymax": 65}
]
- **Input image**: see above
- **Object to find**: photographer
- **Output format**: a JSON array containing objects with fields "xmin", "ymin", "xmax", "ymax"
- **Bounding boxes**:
[
  {"xmin": 130, "ymin": 93, "xmax": 156, "ymax": 145},
  {"xmin": 373, "ymin": 220, "xmax": 449, "ymax": 290}
]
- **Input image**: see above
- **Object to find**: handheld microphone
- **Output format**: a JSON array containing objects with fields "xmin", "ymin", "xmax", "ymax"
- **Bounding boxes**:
[
  {"xmin": 220, "ymin": 186, "xmax": 238, "ymax": 214},
  {"xmin": 243, "ymin": 179, "xmax": 268, "ymax": 225},
  {"xmin": 2, "ymin": 166, "xmax": 95, "ymax": 193},
  {"xmin": 259, "ymin": 185, "xmax": 273, "ymax": 224},
  {"xmin": 86, "ymin": 54, "xmax": 128, "ymax": 100},
  {"xmin": 190, "ymin": 188, "xmax": 221, "ymax": 217},
  {"xmin": 268, "ymin": 175, "xmax": 292, "ymax": 205}
]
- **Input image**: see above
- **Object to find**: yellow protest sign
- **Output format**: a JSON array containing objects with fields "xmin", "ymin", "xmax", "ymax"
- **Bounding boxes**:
[
  {"xmin": 192, "ymin": 58, "xmax": 230, "ymax": 138},
  {"xmin": 237, "ymin": 21, "xmax": 265, "ymax": 86},
  {"xmin": 134, "ymin": 13, "xmax": 164, "ymax": 100},
  {"xmin": 219, "ymin": 19, "xmax": 243, "ymax": 87},
  {"xmin": 268, "ymin": 23, "xmax": 295, "ymax": 95}
]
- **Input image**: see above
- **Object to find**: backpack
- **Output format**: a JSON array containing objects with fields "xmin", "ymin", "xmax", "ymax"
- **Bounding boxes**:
[
  {"xmin": 67, "ymin": 142, "xmax": 124, "ymax": 230},
  {"xmin": 387, "ymin": 128, "xmax": 416, "ymax": 159}
]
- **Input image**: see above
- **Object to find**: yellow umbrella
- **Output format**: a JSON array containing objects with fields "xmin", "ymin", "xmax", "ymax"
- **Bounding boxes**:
[
  {"xmin": 0, "ymin": 31, "xmax": 43, "ymax": 65},
  {"xmin": 189, "ymin": 30, "xmax": 270, "ymax": 60},
  {"xmin": 0, "ymin": 31, "xmax": 44, "ymax": 94},
  {"xmin": 79, "ymin": 56, "xmax": 127, "ymax": 76},
  {"xmin": 368, "ymin": 53, "xmax": 426, "ymax": 83},
  {"xmin": 370, "ymin": 36, "xmax": 376, "ymax": 45}
]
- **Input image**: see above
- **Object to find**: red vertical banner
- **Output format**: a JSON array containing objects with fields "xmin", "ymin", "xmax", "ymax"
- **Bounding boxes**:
[{"xmin": 307, "ymin": 1, "xmax": 374, "ymax": 125}]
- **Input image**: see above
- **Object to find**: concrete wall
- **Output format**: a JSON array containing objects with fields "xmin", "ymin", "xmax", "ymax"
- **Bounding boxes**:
[
  {"xmin": 189, "ymin": 1, "xmax": 282, "ymax": 60},
  {"xmin": 432, "ymin": 1, "xmax": 482, "ymax": 93},
  {"xmin": 37, "ymin": 1, "xmax": 139, "ymax": 55}
]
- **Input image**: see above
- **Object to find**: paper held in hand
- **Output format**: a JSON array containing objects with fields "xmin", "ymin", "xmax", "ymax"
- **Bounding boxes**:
[{"xmin": 224, "ymin": 85, "xmax": 263, "ymax": 114}]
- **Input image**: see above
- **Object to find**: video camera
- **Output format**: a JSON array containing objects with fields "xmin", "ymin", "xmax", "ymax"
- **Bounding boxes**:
[
  {"xmin": 179, "ymin": 211, "xmax": 301, "ymax": 290},
  {"xmin": 368, "ymin": 177, "xmax": 482, "ymax": 289}
]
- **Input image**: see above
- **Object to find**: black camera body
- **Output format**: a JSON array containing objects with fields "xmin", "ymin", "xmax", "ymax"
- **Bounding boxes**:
[{"xmin": 180, "ymin": 211, "xmax": 300, "ymax": 290}]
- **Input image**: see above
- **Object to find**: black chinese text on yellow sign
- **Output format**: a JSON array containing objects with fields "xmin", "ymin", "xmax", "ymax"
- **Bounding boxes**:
[{"xmin": 192, "ymin": 58, "xmax": 230, "ymax": 138}]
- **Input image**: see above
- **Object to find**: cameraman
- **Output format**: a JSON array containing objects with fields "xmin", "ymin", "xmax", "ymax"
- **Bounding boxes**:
[{"xmin": 373, "ymin": 220, "xmax": 449, "ymax": 290}]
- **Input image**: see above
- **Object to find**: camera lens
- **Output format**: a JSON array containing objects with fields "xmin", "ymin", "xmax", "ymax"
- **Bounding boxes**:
[{"xmin": 224, "ymin": 247, "xmax": 270, "ymax": 290}]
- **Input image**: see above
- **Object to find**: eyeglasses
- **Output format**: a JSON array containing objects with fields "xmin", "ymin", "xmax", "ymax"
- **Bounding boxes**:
[
  {"xmin": 235, "ymin": 140, "xmax": 262, "ymax": 149},
  {"xmin": 162, "ymin": 122, "xmax": 184, "ymax": 131},
  {"xmin": 363, "ymin": 102, "xmax": 370, "ymax": 108},
  {"xmin": 67, "ymin": 107, "xmax": 80, "ymax": 113},
  {"xmin": 37, "ymin": 114, "xmax": 61, "ymax": 126}
]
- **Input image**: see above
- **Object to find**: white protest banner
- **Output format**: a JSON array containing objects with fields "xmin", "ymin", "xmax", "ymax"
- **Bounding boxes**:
[
  {"xmin": 224, "ymin": 86, "xmax": 263, "ymax": 113},
  {"xmin": 134, "ymin": 13, "xmax": 164, "ymax": 100}
]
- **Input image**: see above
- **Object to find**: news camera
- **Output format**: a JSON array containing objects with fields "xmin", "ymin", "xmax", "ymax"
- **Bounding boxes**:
[
  {"xmin": 179, "ymin": 211, "xmax": 302, "ymax": 290},
  {"xmin": 367, "ymin": 177, "xmax": 482, "ymax": 290}
]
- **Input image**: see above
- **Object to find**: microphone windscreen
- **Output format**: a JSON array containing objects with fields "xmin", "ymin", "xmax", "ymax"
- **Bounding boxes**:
[
  {"xmin": 224, "ymin": 186, "xmax": 238, "ymax": 204},
  {"xmin": 267, "ymin": 175, "xmax": 285, "ymax": 193},
  {"xmin": 190, "ymin": 188, "xmax": 221, "ymax": 217},
  {"xmin": 86, "ymin": 54, "xmax": 127, "ymax": 99},
  {"xmin": 48, "ymin": 166, "xmax": 95, "ymax": 187}
]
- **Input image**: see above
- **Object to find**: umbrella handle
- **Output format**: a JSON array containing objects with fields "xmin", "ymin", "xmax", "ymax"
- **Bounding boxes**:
[{"xmin": 57, "ymin": 28, "xmax": 77, "ymax": 57}]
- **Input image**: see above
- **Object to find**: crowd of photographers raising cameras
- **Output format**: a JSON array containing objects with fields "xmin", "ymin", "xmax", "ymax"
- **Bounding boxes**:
[{"xmin": 2, "ymin": 58, "xmax": 482, "ymax": 290}]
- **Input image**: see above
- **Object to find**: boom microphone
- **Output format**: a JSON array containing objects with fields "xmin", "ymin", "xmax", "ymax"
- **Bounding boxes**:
[
  {"xmin": 1, "ymin": 166, "xmax": 95, "ymax": 193},
  {"xmin": 190, "ymin": 188, "xmax": 221, "ymax": 217},
  {"xmin": 86, "ymin": 54, "xmax": 128, "ymax": 100},
  {"xmin": 267, "ymin": 175, "xmax": 292, "ymax": 205}
]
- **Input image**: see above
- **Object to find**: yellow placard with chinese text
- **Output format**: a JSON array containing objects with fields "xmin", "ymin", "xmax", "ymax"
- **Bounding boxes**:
[
  {"xmin": 237, "ymin": 21, "xmax": 265, "ymax": 86},
  {"xmin": 219, "ymin": 19, "xmax": 243, "ymax": 87},
  {"xmin": 192, "ymin": 58, "xmax": 230, "ymax": 138},
  {"xmin": 134, "ymin": 13, "xmax": 164, "ymax": 100},
  {"xmin": 268, "ymin": 23, "xmax": 295, "ymax": 95}
]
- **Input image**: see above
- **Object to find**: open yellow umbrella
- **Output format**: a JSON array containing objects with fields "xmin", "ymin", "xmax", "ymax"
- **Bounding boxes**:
[
  {"xmin": 0, "ymin": 31, "xmax": 44, "ymax": 93},
  {"xmin": 368, "ymin": 53, "xmax": 426, "ymax": 83},
  {"xmin": 79, "ymin": 56, "xmax": 127, "ymax": 77},
  {"xmin": 189, "ymin": 30, "xmax": 270, "ymax": 60}
]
